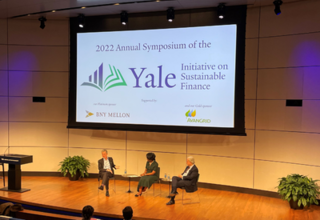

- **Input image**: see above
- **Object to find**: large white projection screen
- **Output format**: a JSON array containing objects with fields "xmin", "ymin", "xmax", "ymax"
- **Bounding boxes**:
[{"xmin": 76, "ymin": 25, "xmax": 237, "ymax": 128}]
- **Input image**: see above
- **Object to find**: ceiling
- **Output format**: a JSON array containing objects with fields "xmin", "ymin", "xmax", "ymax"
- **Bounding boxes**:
[{"xmin": 0, "ymin": 0, "xmax": 307, "ymax": 19}]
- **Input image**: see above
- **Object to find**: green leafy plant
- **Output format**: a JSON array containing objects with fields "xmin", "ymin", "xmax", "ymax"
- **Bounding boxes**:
[
  {"xmin": 58, "ymin": 156, "xmax": 90, "ymax": 178},
  {"xmin": 277, "ymin": 174, "xmax": 320, "ymax": 208}
]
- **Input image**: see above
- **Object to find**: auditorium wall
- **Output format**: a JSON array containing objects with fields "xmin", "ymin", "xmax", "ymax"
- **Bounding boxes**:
[{"xmin": 0, "ymin": 0, "xmax": 319, "ymax": 193}]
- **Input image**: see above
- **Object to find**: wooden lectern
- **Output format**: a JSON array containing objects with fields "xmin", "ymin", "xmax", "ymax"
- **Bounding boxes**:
[{"xmin": 0, "ymin": 154, "xmax": 33, "ymax": 193}]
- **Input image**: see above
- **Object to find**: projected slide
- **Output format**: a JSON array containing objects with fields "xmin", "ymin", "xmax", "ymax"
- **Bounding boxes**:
[{"xmin": 76, "ymin": 25, "xmax": 237, "ymax": 128}]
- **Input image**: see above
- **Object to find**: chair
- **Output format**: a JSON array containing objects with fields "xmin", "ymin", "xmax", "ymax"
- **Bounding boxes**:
[
  {"xmin": 0, "ymin": 163, "xmax": 4, "ymax": 186},
  {"xmin": 98, "ymin": 174, "xmax": 116, "ymax": 194},
  {"xmin": 152, "ymin": 167, "xmax": 161, "ymax": 197},
  {"xmin": 145, "ymin": 167, "xmax": 161, "ymax": 197},
  {"xmin": 181, "ymin": 174, "xmax": 200, "ymax": 205}
]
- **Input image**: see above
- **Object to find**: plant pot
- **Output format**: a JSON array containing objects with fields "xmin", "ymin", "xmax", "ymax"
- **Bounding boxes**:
[
  {"xmin": 289, "ymin": 199, "xmax": 304, "ymax": 210},
  {"xmin": 67, "ymin": 170, "xmax": 81, "ymax": 181}
]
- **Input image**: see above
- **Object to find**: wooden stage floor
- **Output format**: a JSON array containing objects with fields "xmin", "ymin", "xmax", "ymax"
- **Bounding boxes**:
[{"xmin": 0, "ymin": 176, "xmax": 320, "ymax": 220}]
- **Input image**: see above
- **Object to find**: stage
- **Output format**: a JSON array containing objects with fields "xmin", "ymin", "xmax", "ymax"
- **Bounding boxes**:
[{"xmin": 0, "ymin": 176, "xmax": 319, "ymax": 220}]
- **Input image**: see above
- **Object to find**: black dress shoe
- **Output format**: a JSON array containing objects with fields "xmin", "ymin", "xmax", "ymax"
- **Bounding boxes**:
[
  {"xmin": 98, "ymin": 185, "xmax": 104, "ymax": 190},
  {"xmin": 166, "ymin": 200, "xmax": 175, "ymax": 205},
  {"xmin": 105, "ymin": 190, "xmax": 110, "ymax": 197},
  {"xmin": 135, "ymin": 193, "xmax": 142, "ymax": 197}
]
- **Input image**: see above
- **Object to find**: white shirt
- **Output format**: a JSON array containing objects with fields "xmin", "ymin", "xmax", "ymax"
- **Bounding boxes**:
[
  {"xmin": 183, "ymin": 165, "xmax": 194, "ymax": 177},
  {"xmin": 103, "ymin": 158, "xmax": 111, "ymax": 170}
]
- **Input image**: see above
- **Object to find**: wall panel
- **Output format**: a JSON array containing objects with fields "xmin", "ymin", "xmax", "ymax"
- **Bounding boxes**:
[
  {"xmin": 8, "ymin": 71, "xmax": 68, "ymax": 97},
  {"xmin": 254, "ymin": 160, "xmax": 320, "ymax": 191},
  {"xmin": 127, "ymin": 131, "xmax": 186, "ymax": 153},
  {"xmin": 9, "ymin": 97, "xmax": 68, "ymax": 122},
  {"xmin": 8, "ymin": 19, "xmax": 69, "ymax": 46},
  {"xmin": 9, "ymin": 146, "xmax": 68, "ymax": 172},
  {"xmin": 69, "ymin": 129, "xmax": 126, "ymax": 150},
  {"xmin": 0, "ymin": 71, "xmax": 8, "ymax": 96},
  {"xmin": 245, "ymin": 69, "xmax": 257, "ymax": 99},
  {"xmin": 0, "ymin": 45, "xmax": 7, "ymax": 70},
  {"xmin": 257, "ymin": 68, "xmax": 304, "ymax": 100},
  {"xmin": 188, "ymin": 130, "xmax": 254, "ymax": 159},
  {"xmin": 0, "ymin": 19, "xmax": 7, "ymax": 44},
  {"xmin": 246, "ymin": 7, "xmax": 260, "ymax": 39},
  {"xmin": 245, "ymin": 39, "xmax": 258, "ymax": 69},
  {"xmin": 245, "ymin": 100, "xmax": 256, "ymax": 130},
  {"xmin": 255, "ymin": 130, "xmax": 320, "ymax": 166},
  {"xmin": 9, "ymin": 122, "xmax": 68, "ymax": 147},
  {"xmin": 256, "ymin": 100, "xmax": 302, "ymax": 131},
  {"xmin": 259, "ymin": 33, "xmax": 320, "ymax": 68},
  {"xmin": 8, "ymin": 45, "xmax": 68, "ymax": 71},
  {"xmin": 0, "ymin": 97, "xmax": 8, "ymax": 121},
  {"xmin": 195, "ymin": 155, "xmax": 253, "ymax": 188},
  {"xmin": 0, "ymin": 122, "xmax": 8, "ymax": 147}
]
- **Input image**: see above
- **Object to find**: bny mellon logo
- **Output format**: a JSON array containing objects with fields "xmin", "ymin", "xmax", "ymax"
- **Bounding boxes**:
[
  {"xmin": 81, "ymin": 63, "xmax": 127, "ymax": 91},
  {"xmin": 86, "ymin": 111, "xmax": 94, "ymax": 118}
]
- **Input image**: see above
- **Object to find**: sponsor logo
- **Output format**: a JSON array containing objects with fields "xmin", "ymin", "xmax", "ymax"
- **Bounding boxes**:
[
  {"xmin": 185, "ymin": 109, "xmax": 211, "ymax": 123},
  {"xmin": 108, "ymin": 113, "xmax": 130, "ymax": 118},
  {"xmin": 185, "ymin": 110, "xmax": 196, "ymax": 117},
  {"xmin": 95, "ymin": 112, "xmax": 130, "ymax": 118},
  {"xmin": 81, "ymin": 63, "xmax": 127, "ymax": 92},
  {"xmin": 85, "ymin": 111, "xmax": 94, "ymax": 118}
]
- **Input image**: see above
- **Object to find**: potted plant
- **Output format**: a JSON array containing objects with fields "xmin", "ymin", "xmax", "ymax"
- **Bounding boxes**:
[
  {"xmin": 58, "ymin": 156, "xmax": 90, "ymax": 181},
  {"xmin": 277, "ymin": 174, "xmax": 320, "ymax": 209}
]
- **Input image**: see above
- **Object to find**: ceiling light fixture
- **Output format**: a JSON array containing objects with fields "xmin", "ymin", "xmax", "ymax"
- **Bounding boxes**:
[
  {"xmin": 167, "ymin": 7, "xmax": 174, "ymax": 22},
  {"xmin": 217, "ymin": 3, "xmax": 226, "ymax": 19},
  {"xmin": 121, "ymin": 11, "xmax": 128, "ymax": 25},
  {"xmin": 273, "ymin": 0, "xmax": 283, "ymax": 15},
  {"xmin": 38, "ymin": 16, "xmax": 47, "ymax": 29},
  {"xmin": 78, "ymin": 14, "xmax": 85, "ymax": 28}
]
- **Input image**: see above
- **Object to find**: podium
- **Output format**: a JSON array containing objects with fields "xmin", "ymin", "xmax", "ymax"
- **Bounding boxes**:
[{"xmin": 0, "ymin": 154, "xmax": 33, "ymax": 193}]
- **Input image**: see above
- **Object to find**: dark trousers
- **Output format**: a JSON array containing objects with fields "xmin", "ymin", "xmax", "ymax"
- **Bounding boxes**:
[
  {"xmin": 100, "ymin": 171, "xmax": 113, "ymax": 190},
  {"xmin": 171, "ymin": 176, "xmax": 191, "ymax": 200}
]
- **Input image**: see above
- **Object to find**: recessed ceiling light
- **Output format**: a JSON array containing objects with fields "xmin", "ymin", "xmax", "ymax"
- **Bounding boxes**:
[
  {"xmin": 114, "ymin": 3, "xmax": 120, "ymax": 5},
  {"xmin": 52, "ymin": 10, "xmax": 56, "ymax": 12},
  {"xmin": 81, "ymin": 7, "xmax": 86, "ymax": 9}
]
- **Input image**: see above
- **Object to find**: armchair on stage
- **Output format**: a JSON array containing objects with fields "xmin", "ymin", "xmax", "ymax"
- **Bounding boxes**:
[
  {"xmin": 180, "ymin": 174, "xmax": 200, "ymax": 205},
  {"xmin": 0, "ymin": 154, "xmax": 33, "ymax": 193}
]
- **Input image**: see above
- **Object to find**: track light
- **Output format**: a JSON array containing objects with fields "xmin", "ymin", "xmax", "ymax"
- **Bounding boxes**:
[
  {"xmin": 273, "ymin": 0, "xmax": 283, "ymax": 15},
  {"xmin": 167, "ymin": 7, "xmax": 174, "ymax": 22},
  {"xmin": 217, "ymin": 3, "xmax": 226, "ymax": 19},
  {"xmin": 38, "ymin": 16, "xmax": 47, "ymax": 29},
  {"xmin": 121, "ymin": 11, "xmax": 128, "ymax": 25},
  {"xmin": 78, "ymin": 14, "xmax": 85, "ymax": 28}
]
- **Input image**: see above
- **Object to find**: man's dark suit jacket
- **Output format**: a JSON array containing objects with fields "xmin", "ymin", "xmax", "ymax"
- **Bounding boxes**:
[
  {"xmin": 98, "ymin": 157, "xmax": 116, "ymax": 178},
  {"xmin": 181, "ymin": 165, "xmax": 199, "ymax": 192}
]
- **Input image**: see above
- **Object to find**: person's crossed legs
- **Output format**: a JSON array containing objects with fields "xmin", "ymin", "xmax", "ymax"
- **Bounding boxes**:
[{"xmin": 167, "ymin": 176, "xmax": 190, "ymax": 205}]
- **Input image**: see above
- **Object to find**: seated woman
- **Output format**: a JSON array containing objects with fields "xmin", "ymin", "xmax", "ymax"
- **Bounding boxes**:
[{"xmin": 135, "ymin": 152, "xmax": 159, "ymax": 197}]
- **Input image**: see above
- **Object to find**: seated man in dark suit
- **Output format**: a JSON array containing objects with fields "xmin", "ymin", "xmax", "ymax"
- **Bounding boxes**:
[
  {"xmin": 166, "ymin": 156, "xmax": 199, "ymax": 205},
  {"xmin": 98, "ymin": 149, "xmax": 120, "ymax": 196}
]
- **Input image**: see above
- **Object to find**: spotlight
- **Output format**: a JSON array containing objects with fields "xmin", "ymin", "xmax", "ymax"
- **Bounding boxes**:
[
  {"xmin": 78, "ymin": 14, "xmax": 85, "ymax": 28},
  {"xmin": 273, "ymin": 0, "xmax": 283, "ymax": 15},
  {"xmin": 167, "ymin": 7, "xmax": 174, "ymax": 22},
  {"xmin": 217, "ymin": 3, "xmax": 226, "ymax": 19},
  {"xmin": 38, "ymin": 16, "xmax": 47, "ymax": 29},
  {"xmin": 120, "ymin": 11, "xmax": 128, "ymax": 25}
]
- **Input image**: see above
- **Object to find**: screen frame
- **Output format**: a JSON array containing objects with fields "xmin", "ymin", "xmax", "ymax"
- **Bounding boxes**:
[{"xmin": 68, "ymin": 6, "xmax": 247, "ymax": 136}]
